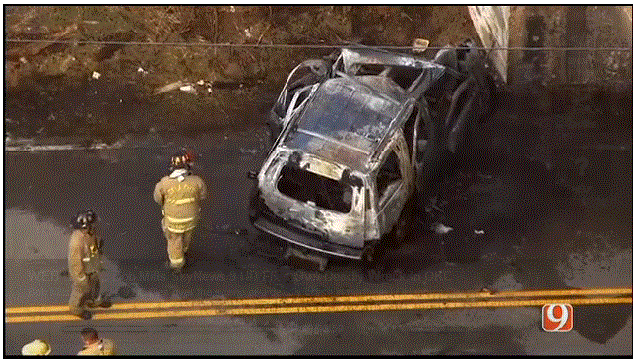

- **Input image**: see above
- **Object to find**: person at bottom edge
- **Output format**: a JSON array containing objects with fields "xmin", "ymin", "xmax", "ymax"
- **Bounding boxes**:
[
  {"xmin": 21, "ymin": 339, "xmax": 52, "ymax": 355},
  {"xmin": 77, "ymin": 328, "xmax": 116, "ymax": 356}
]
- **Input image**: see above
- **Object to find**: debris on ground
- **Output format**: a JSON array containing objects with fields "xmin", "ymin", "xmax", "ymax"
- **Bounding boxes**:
[
  {"xmin": 179, "ymin": 84, "xmax": 197, "ymax": 94},
  {"xmin": 432, "ymin": 223, "xmax": 454, "ymax": 234},
  {"xmin": 154, "ymin": 81, "xmax": 183, "ymax": 95}
]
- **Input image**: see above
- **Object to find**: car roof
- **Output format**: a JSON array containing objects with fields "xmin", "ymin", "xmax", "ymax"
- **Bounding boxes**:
[
  {"xmin": 282, "ymin": 76, "xmax": 411, "ymax": 173},
  {"xmin": 347, "ymin": 75, "xmax": 408, "ymax": 103}
]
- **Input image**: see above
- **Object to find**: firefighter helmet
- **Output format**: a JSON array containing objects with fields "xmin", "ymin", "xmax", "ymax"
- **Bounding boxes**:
[
  {"xmin": 73, "ymin": 210, "xmax": 97, "ymax": 230},
  {"xmin": 170, "ymin": 150, "xmax": 192, "ymax": 170},
  {"xmin": 22, "ymin": 340, "xmax": 51, "ymax": 355}
]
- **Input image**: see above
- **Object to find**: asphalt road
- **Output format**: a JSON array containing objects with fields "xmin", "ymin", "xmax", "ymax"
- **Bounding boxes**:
[{"xmin": 4, "ymin": 117, "xmax": 633, "ymax": 355}]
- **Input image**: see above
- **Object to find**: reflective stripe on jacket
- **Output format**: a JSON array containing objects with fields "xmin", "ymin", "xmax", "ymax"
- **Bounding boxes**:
[
  {"xmin": 154, "ymin": 173, "xmax": 207, "ymax": 233},
  {"xmin": 162, "ymin": 212, "xmax": 198, "ymax": 233}
]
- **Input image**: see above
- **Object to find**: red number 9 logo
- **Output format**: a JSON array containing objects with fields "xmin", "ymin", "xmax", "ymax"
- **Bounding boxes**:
[{"xmin": 542, "ymin": 303, "xmax": 573, "ymax": 332}]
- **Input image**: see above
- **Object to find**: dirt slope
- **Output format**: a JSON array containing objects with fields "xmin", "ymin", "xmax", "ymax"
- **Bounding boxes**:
[{"xmin": 5, "ymin": 6, "xmax": 477, "ymax": 141}]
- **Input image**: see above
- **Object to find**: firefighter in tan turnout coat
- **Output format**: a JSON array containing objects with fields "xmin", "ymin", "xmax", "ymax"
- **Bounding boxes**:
[
  {"xmin": 68, "ymin": 210, "xmax": 110, "ymax": 320},
  {"xmin": 154, "ymin": 150, "xmax": 207, "ymax": 272}
]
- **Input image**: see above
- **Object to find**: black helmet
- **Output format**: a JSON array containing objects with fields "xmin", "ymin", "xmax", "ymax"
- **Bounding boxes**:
[
  {"xmin": 170, "ymin": 150, "xmax": 192, "ymax": 170},
  {"xmin": 73, "ymin": 210, "xmax": 97, "ymax": 230}
]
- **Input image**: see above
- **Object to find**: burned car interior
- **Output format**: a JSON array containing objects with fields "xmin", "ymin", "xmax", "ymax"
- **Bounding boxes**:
[{"xmin": 277, "ymin": 164, "xmax": 353, "ymax": 214}]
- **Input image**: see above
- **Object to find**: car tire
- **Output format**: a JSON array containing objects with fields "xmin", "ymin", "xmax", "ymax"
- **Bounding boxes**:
[
  {"xmin": 418, "ymin": 115, "xmax": 452, "ymax": 202},
  {"xmin": 391, "ymin": 197, "xmax": 416, "ymax": 245}
]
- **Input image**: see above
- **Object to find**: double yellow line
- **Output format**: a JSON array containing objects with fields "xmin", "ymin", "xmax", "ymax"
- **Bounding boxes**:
[{"xmin": 6, "ymin": 287, "xmax": 632, "ymax": 323}]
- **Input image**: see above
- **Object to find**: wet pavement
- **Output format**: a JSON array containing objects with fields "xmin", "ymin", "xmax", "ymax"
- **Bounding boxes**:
[{"xmin": 4, "ymin": 108, "xmax": 633, "ymax": 355}]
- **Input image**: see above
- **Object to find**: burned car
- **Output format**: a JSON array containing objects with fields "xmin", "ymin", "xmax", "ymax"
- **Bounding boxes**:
[{"xmin": 249, "ymin": 42, "xmax": 496, "ymax": 269}]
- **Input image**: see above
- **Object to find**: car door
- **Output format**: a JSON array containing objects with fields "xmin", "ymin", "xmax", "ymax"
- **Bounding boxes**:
[{"xmin": 375, "ymin": 144, "xmax": 409, "ymax": 237}]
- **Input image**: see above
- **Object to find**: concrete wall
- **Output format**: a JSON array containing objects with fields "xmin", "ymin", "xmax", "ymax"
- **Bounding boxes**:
[
  {"xmin": 513, "ymin": 6, "xmax": 631, "ymax": 88},
  {"xmin": 471, "ymin": 6, "xmax": 632, "ymax": 90}
]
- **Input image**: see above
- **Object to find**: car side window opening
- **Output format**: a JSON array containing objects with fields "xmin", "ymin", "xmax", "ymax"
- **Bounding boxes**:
[
  {"xmin": 295, "ymin": 89, "xmax": 309, "ymax": 107},
  {"xmin": 286, "ymin": 88, "xmax": 310, "ymax": 117},
  {"xmin": 376, "ymin": 150, "xmax": 402, "ymax": 205}
]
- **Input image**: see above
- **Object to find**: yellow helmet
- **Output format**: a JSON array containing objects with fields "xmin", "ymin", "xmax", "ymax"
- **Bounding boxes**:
[{"xmin": 22, "ymin": 339, "xmax": 51, "ymax": 355}]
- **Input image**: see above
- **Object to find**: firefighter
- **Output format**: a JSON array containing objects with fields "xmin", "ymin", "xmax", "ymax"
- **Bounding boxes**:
[
  {"xmin": 77, "ymin": 327, "xmax": 116, "ymax": 356},
  {"xmin": 68, "ymin": 210, "xmax": 110, "ymax": 320},
  {"xmin": 154, "ymin": 150, "xmax": 207, "ymax": 273},
  {"xmin": 21, "ymin": 339, "xmax": 52, "ymax": 355}
]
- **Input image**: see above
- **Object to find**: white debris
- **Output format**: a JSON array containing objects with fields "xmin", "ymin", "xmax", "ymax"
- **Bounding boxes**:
[
  {"xmin": 92, "ymin": 71, "xmax": 101, "ymax": 80},
  {"xmin": 432, "ymin": 223, "xmax": 453, "ymax": 234},
  {"xmin": 412, "ymin": 38, "xmax": 430, "ymax": 53},
  {"xmin": 154, "ymin": 81, "xmax": 183, "ymax": 95},
  {"xmin": 179, "ymin": 85, "xmax": 196, "ymax": 94},
  {"xmin": 197, "ymin": 80, "xmax": 205, "ymax": 86},
  {"xmin": 137, "ymin": 67, "xmax": 148, "ymax": 75},
  {"xmin": 19, "ymin": 57, "xmax": 27, "ymax": 64},
  {"xmin": 474, "ymin": 229, "xmax": 485, "ymax": 235}
]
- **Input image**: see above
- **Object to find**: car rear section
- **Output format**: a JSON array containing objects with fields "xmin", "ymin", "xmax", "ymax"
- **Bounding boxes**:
[{"xmin": 249, "ymin": 150, "xmax": 368, "ymax": 260}]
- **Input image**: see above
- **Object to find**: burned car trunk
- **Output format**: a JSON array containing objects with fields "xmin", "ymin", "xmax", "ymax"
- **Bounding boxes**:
[
  {"xmin": 251, "ymin": 42, "xmax": 496, "ymax": 267},
  {"xmin": 278, "ymin": 164, "xmax": 353, "ymax": 214}
]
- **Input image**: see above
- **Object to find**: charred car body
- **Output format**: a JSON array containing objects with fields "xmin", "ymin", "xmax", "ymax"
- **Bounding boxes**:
[{"xmin": 249, "ymin": 42, "xmax": 496, "ymax": 267}]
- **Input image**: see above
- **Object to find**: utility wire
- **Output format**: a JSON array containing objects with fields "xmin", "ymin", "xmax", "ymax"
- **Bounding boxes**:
[{"xmin": 4, "ymin": 38, "xmax": 633, "ymax": 51}]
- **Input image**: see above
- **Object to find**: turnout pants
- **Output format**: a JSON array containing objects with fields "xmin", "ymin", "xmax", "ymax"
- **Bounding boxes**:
[
  {"xmin": 69, "ymin": 273, "xmax": 100, "ymax": 315},
  {"xmin": 162, "ymin": 218, "xmax": 194, "ymax": 269}
]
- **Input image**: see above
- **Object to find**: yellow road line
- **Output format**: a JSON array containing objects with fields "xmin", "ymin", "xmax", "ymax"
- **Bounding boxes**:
[
  {"xmin": 5, "ymin": 287, "xmax": 632, "ymax": 314},
  {"xmin": 5, "ymin": 297, "xmax": 632, "ymax": 324}
]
